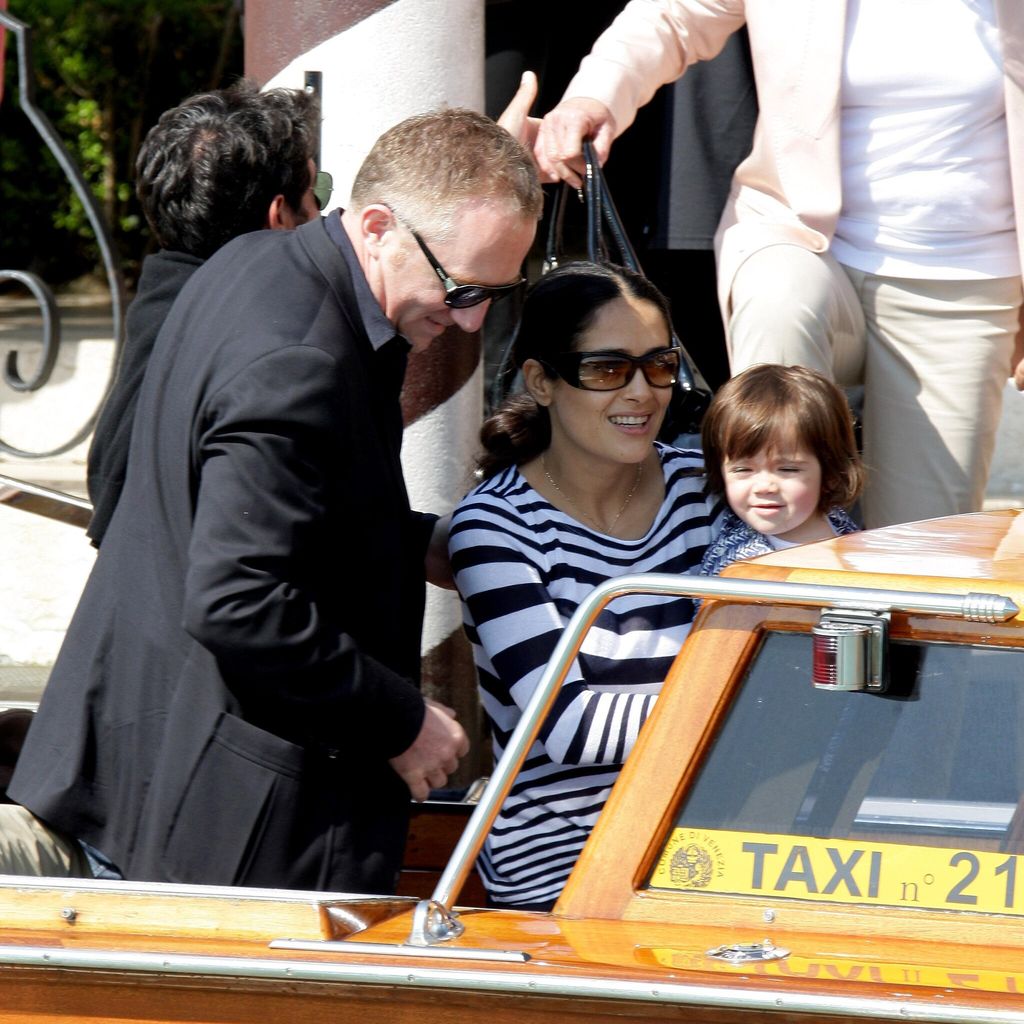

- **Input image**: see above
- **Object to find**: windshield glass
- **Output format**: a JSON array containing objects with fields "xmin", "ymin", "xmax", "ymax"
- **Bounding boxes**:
[{"xmin": 648, "ymin": 632, "xmax": 1024, "ymax": 915}]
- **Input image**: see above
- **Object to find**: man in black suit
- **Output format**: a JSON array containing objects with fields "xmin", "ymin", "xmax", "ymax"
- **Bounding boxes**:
[
  {"xmin": 6, "ymin": 108, "xmax": 542, "ymax": 892},
  {"xmin": 86, "ymin": 80, "xmax": 324, "ymax": 548}
]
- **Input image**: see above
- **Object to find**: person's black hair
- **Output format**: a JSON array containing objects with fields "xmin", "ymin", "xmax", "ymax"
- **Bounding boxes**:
[
  {"xmin": 135, "ymin": 79, "xmax": 319, "ymax": 259},
  {"xmin": 478, "ymin": 261, "xmax": 673, "ymax": 478}
]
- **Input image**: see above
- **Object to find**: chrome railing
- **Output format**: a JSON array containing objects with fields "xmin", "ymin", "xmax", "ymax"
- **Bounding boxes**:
[
  {"xmin": 408, "ymin": 573, "xmax": 1020, "ymax": 945},
  {"xmin": 0, "ymin": 473, "xmax": 91, "ymax": 529}
]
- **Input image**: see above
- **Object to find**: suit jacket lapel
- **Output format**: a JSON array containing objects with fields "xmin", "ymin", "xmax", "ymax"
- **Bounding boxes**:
[{"xmin": 296, "ymin": 216, "xmax": 412, "ymax": 503}]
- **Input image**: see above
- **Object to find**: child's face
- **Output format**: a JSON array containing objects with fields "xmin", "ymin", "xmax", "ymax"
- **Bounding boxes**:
[{"xmin": 723, "ymin": 445, "xmax": 824, "ymax": 542}]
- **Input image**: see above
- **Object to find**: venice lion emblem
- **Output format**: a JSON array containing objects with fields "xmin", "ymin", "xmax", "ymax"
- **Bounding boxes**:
[{"xmin": 669, "ymin": 842, "xmax": 714, "ymax": 888}]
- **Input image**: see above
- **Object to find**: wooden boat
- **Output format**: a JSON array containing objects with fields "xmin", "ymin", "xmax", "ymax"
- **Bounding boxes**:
[{"xmin": 3, "ymin": 498, "xmax": 1024, "ymax": 1022}]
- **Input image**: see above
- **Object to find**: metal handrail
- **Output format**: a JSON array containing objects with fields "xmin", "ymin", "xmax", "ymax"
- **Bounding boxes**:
[
  {"xmin": 0, "ymin": 9, "xmax": 125, "ymax": 458},
  {"xmin": 408, "ymin": 572, "xmax": 1019, "ymax": 944},
  {"xmin": 0, "ymin": 473, "xmax": 92, "ymax": 529}
]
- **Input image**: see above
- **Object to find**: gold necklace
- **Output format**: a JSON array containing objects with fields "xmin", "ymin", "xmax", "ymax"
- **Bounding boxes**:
[{"xmin": 541, "ymin": 454, "xmax": 644, "ymax": 534}]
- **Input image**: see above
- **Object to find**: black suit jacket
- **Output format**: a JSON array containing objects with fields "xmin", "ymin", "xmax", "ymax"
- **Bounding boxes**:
[
  {"xmin": 11, "ymin": 218, "xmax": 434, "ymax": 892},
  {"xmin": 86, "ymin": 249, "xmax": 205, "ymax": 547}
]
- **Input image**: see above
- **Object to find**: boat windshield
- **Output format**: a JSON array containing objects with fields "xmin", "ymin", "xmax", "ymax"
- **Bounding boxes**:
[{"xmin": 647, "ymin": 632, "xmax": 1024, "ymax": 916}]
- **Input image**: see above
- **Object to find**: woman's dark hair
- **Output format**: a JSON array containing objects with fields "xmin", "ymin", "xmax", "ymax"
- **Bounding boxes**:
[
  {"xmin": 701, "ymin": 363, "xmax": 865, "ymax": 512},
  {"xmin": 478, "ymin": 261, "xmax": 673, "ymax": 478}
]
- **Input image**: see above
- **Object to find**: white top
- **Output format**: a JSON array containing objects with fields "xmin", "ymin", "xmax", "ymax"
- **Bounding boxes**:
[
  {"xmin": 766, "ymin": 514, "xmax": 847, "ymax": 551},
  {"xmin": 449, "ymin": 445, "xmax": 721, "ymax": 907},
  {"xmin": 831, "ymin": 0, "xmax": 1019, "ymax": 279}
]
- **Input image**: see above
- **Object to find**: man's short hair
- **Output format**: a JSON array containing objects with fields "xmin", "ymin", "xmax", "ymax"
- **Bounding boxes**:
[
  {"xmin": 349, "ymin": 108, "xmax": 543, "ymax": 240},
  {"xmin": 136, "ymin": 79, "xmax": 319, "ymax": 259}
]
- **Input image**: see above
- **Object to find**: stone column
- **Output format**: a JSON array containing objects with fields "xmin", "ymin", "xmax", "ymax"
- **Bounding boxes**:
[{"xmin": 245, "ymin": 0, "xmax": 488, "ymax": 784}]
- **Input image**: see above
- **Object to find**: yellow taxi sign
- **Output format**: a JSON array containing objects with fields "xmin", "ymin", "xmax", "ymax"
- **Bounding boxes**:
[{"xmin": 650, "ymin": 828, "xmax": 1024, "ymax": 916}]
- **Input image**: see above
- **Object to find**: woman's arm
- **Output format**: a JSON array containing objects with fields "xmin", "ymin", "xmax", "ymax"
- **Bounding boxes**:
[
  {"xmin": 450, "ymin": 502, "xmax": 659, "ymax": 767},
  {"xmin": 536, "ymin": 0, "xmax": 746, "ymax": 183}
]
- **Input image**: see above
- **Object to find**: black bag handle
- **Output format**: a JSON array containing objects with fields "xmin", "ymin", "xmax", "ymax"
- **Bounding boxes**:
[
  {"xmin": 543, "ymin": 140, "xmax": 641, "ymax": 274},
  {"xmin": 499, "ymin": 141, "xmax": 713, "ymax": 438}
]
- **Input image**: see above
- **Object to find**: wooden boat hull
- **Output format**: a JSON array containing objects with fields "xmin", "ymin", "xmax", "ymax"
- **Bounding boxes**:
[
  {"xmin": 1, "ymin": 955, "xmax": 1013, "ymax": 1024},
  {"xmin": 4, "ymin": 511, "xmax": 1024, "ymax": 1023},
  {"xmin": 0, "ymin": 879, "xmax": 1019, "ymax": 1024}
]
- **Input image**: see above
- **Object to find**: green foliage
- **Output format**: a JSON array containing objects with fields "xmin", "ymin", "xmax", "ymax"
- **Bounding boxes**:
[{"xmin": 0, "ymin": 0, "xmax": 242, "ymax": 286}]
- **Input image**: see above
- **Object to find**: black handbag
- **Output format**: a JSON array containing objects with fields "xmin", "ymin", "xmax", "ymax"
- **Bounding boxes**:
[{"xmin": 494, "ymin": 140, "xmax": 712, "ymax": 439}]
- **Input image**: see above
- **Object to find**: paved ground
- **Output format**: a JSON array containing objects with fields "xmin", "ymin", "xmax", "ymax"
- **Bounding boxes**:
[
  {"xmin": 0, "ymin": 665, "xmax": 51, "ymax": 704},
  {"xmin": 0, "ymin": 292, "xmax": 116, "ymax": 493}
]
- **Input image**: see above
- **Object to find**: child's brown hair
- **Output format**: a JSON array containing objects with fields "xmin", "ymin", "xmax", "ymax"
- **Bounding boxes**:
[{"xmin": 702, "ymin": 364, "xmax": 864, "ymax": 513}]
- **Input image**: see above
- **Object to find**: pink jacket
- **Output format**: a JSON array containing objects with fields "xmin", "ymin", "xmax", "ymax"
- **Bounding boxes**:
[{"xmin": 564, "ymin": 0, "xmax": 1024, "ymax": 318}]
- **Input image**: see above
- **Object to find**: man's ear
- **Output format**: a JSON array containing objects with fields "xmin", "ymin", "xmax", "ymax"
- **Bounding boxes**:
[
  {"xmin": 522, "ymin": 358, "xmax": 555, "ymax": 407},
  {"xmin": 359, "ymin": 205, "xmax": 398, "ymax": 256},
  {"xmin": 267, "ymin": 194, "xmax": 297, "ymax": 230}
]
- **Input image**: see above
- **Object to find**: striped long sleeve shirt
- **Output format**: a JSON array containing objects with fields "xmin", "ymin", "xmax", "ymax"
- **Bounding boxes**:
[{"xmin": 449, "ymin": 444, "xmax": 721, "ymax": 907}]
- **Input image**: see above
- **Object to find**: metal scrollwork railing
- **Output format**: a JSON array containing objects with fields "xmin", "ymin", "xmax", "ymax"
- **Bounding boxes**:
[{"xmin": 0, "ymin": 8, "xmax": 124, "ymax": 458}]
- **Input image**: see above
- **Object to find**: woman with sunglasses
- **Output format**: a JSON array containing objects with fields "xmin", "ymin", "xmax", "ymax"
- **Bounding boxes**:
[{"xmin": 448, "ymin": 261, "xmax": 723, "ymax": 910}]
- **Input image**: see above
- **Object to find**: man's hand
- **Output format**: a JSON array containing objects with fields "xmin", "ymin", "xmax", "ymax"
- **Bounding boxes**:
[
  {"xmin": 534, "ymin": 97, "xmax": 617, "ymax": 186},
  {"xmin": 389, "ymin": 698, "xmax": 470, "ymax": 802},
  {"xmin": 424, "ymin": 513, "xmax": 454, "ymax": 590},
  {"xmin": 497, "ymin": 70, "xmax": 541, "ymax": 150}
]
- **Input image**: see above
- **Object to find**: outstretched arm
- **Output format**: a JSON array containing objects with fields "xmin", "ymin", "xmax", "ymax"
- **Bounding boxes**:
[
  {"xmin": 389, "ymin": 698, "xmax": 470, "ymax": 801},
  {"xmin": 533, "ymin": 0, "xmax": 745, "ymax": 185},
  {"xmin": 450, "ymin": 503, "xmax": 663, "ymax": 767},
  {"xmin": 534, "ymin": 98, "xmax": 618, "ymax": 187}
]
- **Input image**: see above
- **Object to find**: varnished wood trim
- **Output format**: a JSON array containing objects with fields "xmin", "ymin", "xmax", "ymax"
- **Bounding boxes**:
[
  {"xmin": 557, "ymin": 596, "xmax": 1024, "ymax": 950},
  {"xmin": 557, "ymin": 602, "xmax": 768, "ymax": 919}
]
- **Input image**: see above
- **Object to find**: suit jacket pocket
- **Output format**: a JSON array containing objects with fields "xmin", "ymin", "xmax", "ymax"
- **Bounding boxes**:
[{"xmin": 161, "ymin": 711, "xmax": 305, "ymax": 886}]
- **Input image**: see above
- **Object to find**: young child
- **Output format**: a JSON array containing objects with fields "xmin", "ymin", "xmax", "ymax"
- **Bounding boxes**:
[{"xmin": 700, "ymin": 364, "xmax": 865, "ymax": 576}]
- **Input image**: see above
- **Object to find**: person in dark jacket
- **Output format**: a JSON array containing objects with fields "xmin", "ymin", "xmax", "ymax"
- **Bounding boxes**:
[
  {"xmin": 6, "ymin": 108, "xmax": 541, "ymax": 891},
  {"xmin": 86, "ymin": 80, "xmax": 323, "ymax": 547}
]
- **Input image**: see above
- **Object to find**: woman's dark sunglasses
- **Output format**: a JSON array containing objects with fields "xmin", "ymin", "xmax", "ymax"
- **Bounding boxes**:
[{"xmin": 541, "ymin": 346, "xmax": 683, "ymax": 391}]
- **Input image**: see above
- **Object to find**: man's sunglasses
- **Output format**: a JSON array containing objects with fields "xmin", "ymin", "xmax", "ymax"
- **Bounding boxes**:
[
  {"xmin": 541, "ymin": 346, "xmax": 683, "ymax": 391},
  {"xmin": 312, "ymin": 171, "xmax": 333, "ymax": 211},
  {"xmin": 405, "ymin": 222, "xmax": 525, "ymax": 309}
]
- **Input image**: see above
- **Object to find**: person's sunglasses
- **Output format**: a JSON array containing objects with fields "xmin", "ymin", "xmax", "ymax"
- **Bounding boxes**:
[
  {"xmin": 541, "ymin": 346, "xmax": 683, "ymax": 391},
  {"xmin": 312, "ymin": 171, "xmax": 333, "ymax": 211},
  {"xmin": 404, "ymin": 223, "xmax": 525, "ymax": 309}
]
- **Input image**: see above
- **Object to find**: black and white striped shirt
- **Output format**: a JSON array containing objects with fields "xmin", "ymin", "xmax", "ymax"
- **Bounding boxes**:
[{"xmin": 449, "ymin": 444, "xmax": 721, "ymax": 907}]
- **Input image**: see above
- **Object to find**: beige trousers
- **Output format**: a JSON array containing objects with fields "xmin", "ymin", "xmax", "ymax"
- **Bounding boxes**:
[
  {"xmin": 728, "ymin": 245, "xmax": 1022, "ymax": 529},
  {"xmin": 0, "ymin": 804, "xmax": 92, "ymax": 877}
]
